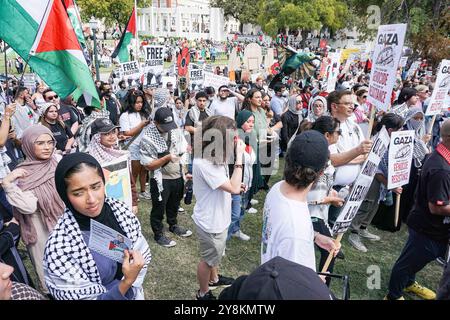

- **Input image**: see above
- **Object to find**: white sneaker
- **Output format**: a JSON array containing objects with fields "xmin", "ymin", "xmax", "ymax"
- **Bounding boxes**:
[
  {"xmin": 222, "ymin": 246, "xmax": 226, "ymax": 257},
  {"xmin": 178, "ymin": 207, "xmax": 185, "ymax": 213},
  {"xmin": 359, "ymin": 229, "xmax": 380, "ymax": 241},
  {"xmin": 247, "ymin": 207, "xmax": 258, "ymax": 214},
  {"xmin": 348, "ymin": 233, "xmax": 368, "ymax": 252},
  {"xmin": 250, "ymin": 199, "xmax": 259, "ymax": 206},
  {"xmin": 232, "ymin": 230, "xmax": 250, "ymax": 241},
  {"xmin": 139, "ymin": 191, "xmax": 151, "ymax": 200}
]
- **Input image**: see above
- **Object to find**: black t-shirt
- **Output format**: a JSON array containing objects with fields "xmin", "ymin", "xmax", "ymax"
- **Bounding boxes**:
[
  {"xmin": 48, "ymin": 122, "xmax": 73, "ymax": 151},
  {"xmin": 58, "ymin": 104, "xmax": 78, "ymax": 129},
  {"xmin": 105, "ymin": 98, "xmax": 119, "ymax": 125},
  {"xmin": 407, "ymin": 150, "xmax": 450, "ymax": 243}
]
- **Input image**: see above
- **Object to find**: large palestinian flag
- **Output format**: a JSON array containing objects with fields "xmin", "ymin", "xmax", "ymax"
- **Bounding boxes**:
[
  {"xmin": 111, "ymin": 7, "xmax": 136, "ymax": 63},
  {"xmin": 63, "ymin": 0, "xmax": 91, "ymax": 65},
  {"xmin": 0, "ymin": 0, "xmax": 100, "ymax": 107}
]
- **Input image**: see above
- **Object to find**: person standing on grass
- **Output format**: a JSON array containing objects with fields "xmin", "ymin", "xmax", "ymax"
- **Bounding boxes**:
[
  {"xmin": 192, "ymin": 116, "xmax": 246, "ymax": 300},
  {"xmin": 385, "ymin": 119, "xmax": 450, "ymax": 300},
  {"xmin": 261, "ymin": 131, "xmax": 340, "ymax": 272}
]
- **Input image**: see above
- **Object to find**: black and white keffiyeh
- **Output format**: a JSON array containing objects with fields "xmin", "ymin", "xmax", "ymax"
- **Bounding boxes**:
[
  {"xmin": 43, "ymin": 197, "xmax": 151, "ymax": 300},
  {"xmin": 139, "ymin": 124, "xmax": 188, "ymax": 200},
  {"xmin": 76, "ymin": 110, "xmax": 111, "ymax": 153},
  {"xmin": 188, "ymin": 105, "xmax": 212, "ymax": 127}
]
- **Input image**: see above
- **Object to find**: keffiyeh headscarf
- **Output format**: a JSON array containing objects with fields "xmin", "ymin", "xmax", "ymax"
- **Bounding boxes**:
[
  {"xmin": 76, "ymin": 110, "xmax": 111, "ymax": 153},
  {"xmin": 88, "ymin": 133, "xmax": 129, "ymax": 164},
  {"xmin": 404, "ymin": 107, "xmax": 428, "ymax": 167}
]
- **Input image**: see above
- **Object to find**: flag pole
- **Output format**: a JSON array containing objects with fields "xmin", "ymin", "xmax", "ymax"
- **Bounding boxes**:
[
  {"xmin": 2, "ymin": 39, "xmax": 11, "ymax": 104},
  {"xmin": 135, "ymin": 0, "xmax": 139, "ymax": 62}
]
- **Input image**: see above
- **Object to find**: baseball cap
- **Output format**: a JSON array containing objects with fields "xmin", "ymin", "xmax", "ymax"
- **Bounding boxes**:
[
  {"xmin": 90, "ymin": 118, "xmax": 120, "ymax": 137},
  {"xmin": 288, "ymin": 130, "xmax": 329, "ymax": 172},
  {"xmin": 219, "ymin": 256, "xmax": 333, "ymax": 300},
  {"xmin": 154, "ymin": 107, "xmax": 177, "ymax": 132}
]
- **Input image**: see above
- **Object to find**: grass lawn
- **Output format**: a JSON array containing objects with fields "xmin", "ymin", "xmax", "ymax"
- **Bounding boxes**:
[{"xmin": 22, "ymin": 159, "xmax": 444, "ymax": 300}]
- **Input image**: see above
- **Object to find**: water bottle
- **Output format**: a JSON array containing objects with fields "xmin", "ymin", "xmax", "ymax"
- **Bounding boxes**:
[{"xmin": 184, "ymin": 179, "xmax": 193, "ymax": 205}]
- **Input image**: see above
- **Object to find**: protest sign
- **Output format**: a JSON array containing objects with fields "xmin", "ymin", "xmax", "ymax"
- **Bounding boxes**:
[
  {"xmin": 407, "ymin": 61, "xmax": 420, "ymax": 78},
  {"xmin": 22, "ymin": 73, "xmax": 36, "ymax": 93},
  {"xmin": 119, "ymin": 60, "xmax": 141, "ymax": 86},
  {"xmin": 387, "ymin": 130, "xmax": 414, "ymax": 189},
  {"xmin": 325, "ymin": 51, "xmax": 341, "ymax": 93},
  {"xmin": 189, "ymin": 65, "xmax": 204, "ymax": 86},
  {"xmin": 142, "ymin": 45, "xmax": 165, "ymax": 87},
  {"xmin": 332, "ymin": 127, "xmax": 390, "ymax": 235},
  {"xmin": 367, "ymin": 24, "xmax": 407, "ymax": 112},
  {"xmin": 102, "ymin": 155, "xmax": 132, "ymax": 209},
  {"xmin": 89, "ymin": 220, "xmax": 132, "ymax": 263},
  {"xmin": 243, "ymin": 43, "xmax": 263, "ymax": 71},
  {"xmin": 392, "ymin": 102, "xmax": 409, "ymax": 118},
  {"xmin": 425, "ymin": 60, "xmax": 450, "ymax": 116},
  {"xmin": 203, "ymin": 71, "xmax": 230, "ymax": 90},
  {"xmin": 162, "ymin": 76, "xmax": 177, "ymax": 89},
  {"xmin": 399, "ymin": 56, "xmax": 408, "ymax": 68}
]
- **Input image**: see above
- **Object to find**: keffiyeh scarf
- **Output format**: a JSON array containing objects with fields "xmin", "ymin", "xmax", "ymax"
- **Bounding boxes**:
[
  {"xmin": 188, "ymin": 106, "xmax": 212, "ymax": 127},
  {"xmin": 43, "ymin": 198, "xmax": 151, "ymax": 300},
  {"xmin": 88, "ymin": 133, "xmax": 129, "ymax": 164},
  {"xmin": 140, "ymin": 124, "xmax": 188, "ymax": 200},
  {"xmin": 77, "ymin": 110, "xmax": 111, "ymax": 153}
]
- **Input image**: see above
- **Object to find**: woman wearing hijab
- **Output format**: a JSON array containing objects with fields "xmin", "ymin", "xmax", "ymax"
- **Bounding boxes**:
[
  {"xmin": 88, "ymin": 118, "xmax": 139, "ymax": 215},
  {"xmin": 43, "ymin": 153, "xmax": 151, "ymax": 300},
  {"xmin": 2, "ymin": 125, "xmax": 65, "ymax": 292},
  {"xmin": 306, "ymin": 95, "xmax": 328, "ymax": 122},
  {"xmin": 281, "ymin": 94, "xmax": 303, "ymax": 146},
  {"xmin": 399, "ymin": 107, "xmax": 431, "ymax": 222}
]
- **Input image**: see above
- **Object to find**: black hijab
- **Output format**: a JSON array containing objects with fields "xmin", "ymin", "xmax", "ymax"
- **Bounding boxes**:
[{"xmin": 54, "ymin": 153, "xmax": 125, "ymax": 235}]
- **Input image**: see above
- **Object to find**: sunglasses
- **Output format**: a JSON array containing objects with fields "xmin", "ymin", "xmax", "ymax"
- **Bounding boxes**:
[
  {"xmin": 296, "ymin": 100, "xmax": 303, "ymax": 104},
  {"xmin": 330, "ymin": 129, "xmax": 342, "ymax": 135},
  {"xmin": 46, "ymin": 95, "xmax": 58, "ymax": 100},
  {"xmin": 362, "ymin": 95, "xmax": 368, "ymax": 99}
]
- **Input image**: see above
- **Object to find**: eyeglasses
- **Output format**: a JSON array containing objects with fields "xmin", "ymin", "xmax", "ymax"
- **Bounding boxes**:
[
  {"xmin": 34, "ymin": 140, "xmax": 55, "ymax": 147},
  {"xmin": 296, "ymin": 100, "xmax": 303, "ymax": 104},
  {"xmin": 46, "ymin": 95, "xmax": 58, "ymax": 100}
]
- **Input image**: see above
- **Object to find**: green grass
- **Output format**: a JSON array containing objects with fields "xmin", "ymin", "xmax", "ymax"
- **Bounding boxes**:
[{"xmin": 22, "ymin": 159, "xmax": 444, "ymax": 300}]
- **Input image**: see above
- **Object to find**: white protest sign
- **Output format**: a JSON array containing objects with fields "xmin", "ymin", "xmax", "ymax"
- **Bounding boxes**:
[
  {"xmin": 387, "ymin": 130, "xmax": 414, "ymax": 189},
  {"xmin": 162, "ymin": 76, "xmax": 177, "ymax": 89},
  {"xmin": 399, "ymin": 56, "xmax": 408, "ymax": 68},
  {"xmin": 89, "ymin": 220, "xmax": 132, "ymax": 263},
  {"xmin": 142, "ymin": 45, "xmax": 165, "ymax": 87},
  {"xmin": 367, "ymin": 24, "xmax": 407, "ymax": 112},
  {"xmin": 392, "ymin": 103, "xmax": 409, "ymax": 118},
  {"xmin": 119, "ymin": 60, "xmax": 141, "ymax": 85},
  {"xmin": 425, "ymin": 60, "xmax": 450, "ymax": 116},
  {"xmin": 332, "ymin": 127, "xmax": 390, "ymax": 235},
  {"xmin": 325, "ymin": 51, "xmax": 341, "ymax": 93},
  {"xmin": 342, "ymin": 53, "xmax": 357, "ymax": 75},
  {"xmin": 189, "ymin": 66, "xmax": 204, "ymax": 85},
  {"xmin": 22, "ymin": 73, "xmax": 36, "ymax": 93},
  {"xmin": 203, "ymin": 71, "xmax": 229, "ymax": 90},
  {"xmin": 407, "ymin": 61, "xmax": 420, "ymax": 78},
  {"xmin": 102, "ymin": 155, "xmax": 133, "ymax": 209}
]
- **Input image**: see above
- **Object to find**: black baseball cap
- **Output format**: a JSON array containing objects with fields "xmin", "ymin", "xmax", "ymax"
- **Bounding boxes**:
[
  {"xmin": 218, "ymin": 256, "xmax": 333, "ymax": 300},
  {"xmin": 288, "ymin": 130, "xmax": 329, "ymax": 172},
  {"xmin": 154, "ymin": 107, "xmax": 177, "ymax": 132},
  {"xmin": 90, "ymin": 118, "xmax": 120, "ymax": 137}
]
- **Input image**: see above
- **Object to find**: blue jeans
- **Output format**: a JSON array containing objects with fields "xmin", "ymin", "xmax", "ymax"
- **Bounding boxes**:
[
  {"xmin": 227, "ymin": 194, "xmax": 242, "ymax": 240},
  {"xmin": 387, "ymin": 227, "xmax": 447, "ymax": 299}
]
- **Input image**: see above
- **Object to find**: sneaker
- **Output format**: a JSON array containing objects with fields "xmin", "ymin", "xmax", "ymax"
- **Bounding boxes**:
[
  {"xmin": 169, "ymin": 225, "xmax": 193, "ymax": 237},
  {"xmin": 139, "ymin": 191, "xmax": 151, "ymax": 200},
  {"xmin": 178, "ymin": 207, "xmax": 185, "ymax": 213},
  {"xmin": 359, "ymin": 229, "xmax": 380, "ymax": 241},
  {"xmin": 196, "ymin": 290, "xmax": 216, "ymax": 300},
  {"xmin": 348, "ymin": 233, "xmax": 368, "ymax": 252},
  {"xmin": 404, "ymin": 282, "xmax": 436, "ymax": 300},
  {"xmin": 336, "ymin": 249, "xmax": 345, "ymax": 260},
  {"xmin": 232, "ymin": 230, "xmax": 250, "ymax": 241},
  {"xmin": 247, "ymin": 207, "xmax": 258, "ymax": 214},
  {"xmin": 250, "ymin": 199, "xmax": 259, "ymax": 206},
  {"xmin": 155, "ymin": 235, "xmax": 177, "ymax": 247},
  {"xmin": 209, "ymin": 275, "xmax": 234, "ymax": 289}
]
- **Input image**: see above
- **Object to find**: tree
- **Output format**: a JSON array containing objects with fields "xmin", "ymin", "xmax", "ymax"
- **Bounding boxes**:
[
  {"xmin": 77, "ymin": 0, "xmax": 150, "ymax": 31},
  {"xmin": 211, "ymin": 0, "xmax": 259, "ymax": 32},
  {"xmin": 257, "ymin": 0, "xmax": 349, "ymax": 44}
]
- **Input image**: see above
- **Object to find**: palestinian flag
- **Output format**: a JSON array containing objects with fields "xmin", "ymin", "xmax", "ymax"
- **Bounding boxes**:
[
  {"xmin": 63, "ymin": 0, "xmax": 91, "ymax": 65},
  {"xmin": 0, "ymin": 0, "xmax": 100, "ymax": 107},
  {"xmin": 111, "ymin": 7, "xmax": 136, "ymax": 63}
]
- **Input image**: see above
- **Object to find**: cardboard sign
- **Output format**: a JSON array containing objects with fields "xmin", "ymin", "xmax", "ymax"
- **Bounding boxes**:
[
  {"xmin": 325, "ymin": 51, "xmax": 341, "ymax": 93},
  {"xmin": 119, "ymin": 60, "xmax": 141, "ymax": 84},
  {"xmin": 243, "ymin": 43, "xmax": 263, "ymax": 71},
  {"xmin": 332, "ymin": 127, "xmax": 390, "ymax": 235},
  {"xmin": 203, "ymin": 71, "xmax": 229, "ymax": 90},
  {"xmin": 22, "ymin": 73, "xmax": 36, "ymax": 93},
  {"xmin": 387, "ymin": 130, "xmax": 414, "ymax": 189},
  {"xmin": 102, "ymin": 155, "xmax": 133, "ymax": 210},
  {"xmin": 367, "ymin": 24, "xmax": 407, "ymax": 112},
  {"xmin": 399, "ymin": 56, "xmax": 408, "ymax": 68},
  {"xmin": 142, "ymin": 45, "xmax": 165, "ymax": 88},
  {"xmin": 89, "ymin": 220, "xmax": 132, "ymax": 263},
  {"xmin": 425, "ymin": 60, "xmax": 450, "ymax": 115},
  {"xmin": 392, "ymin": 103, "xmax": 409, "ymax": 118}
]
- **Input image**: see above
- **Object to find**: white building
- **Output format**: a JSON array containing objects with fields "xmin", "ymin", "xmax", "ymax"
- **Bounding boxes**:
[{"xmin": 137, "ymin": 0, "xmax": 241, "ymax": 41}]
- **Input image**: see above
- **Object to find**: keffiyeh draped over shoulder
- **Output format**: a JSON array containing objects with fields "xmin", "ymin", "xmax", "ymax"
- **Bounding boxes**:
[
  {"xmin": 43, "ymin": 198, "xmax": 151, "ymax": 300},
  {"xmin": 88, "ymin": 133, "xmax": 129, "ymax": 164}
]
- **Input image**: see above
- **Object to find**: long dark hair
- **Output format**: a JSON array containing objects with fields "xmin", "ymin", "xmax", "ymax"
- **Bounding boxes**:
[
  {"xmin": 124, "ymin": 89, "xmax": 151, "ymax": 119},
  {"xmin": 242, "ymin": 88, "xmax": 262, "ymax": 111},
  {"xmin": 375, "ymin": 113, "xmax": 404, "ymax": 133}
]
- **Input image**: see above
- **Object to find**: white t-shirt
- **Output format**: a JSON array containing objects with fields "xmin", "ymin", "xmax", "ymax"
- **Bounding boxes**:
[
  {"xmin": 261, "ymin": 181, "xmax": 316, "ymax": 271},
  {"xmin": 192, "ymin": 158, "xmax": 231, "ymax": 234},
  {"xmin": 119, "ymin": 112, "xmax": 144, "ymax": 149},
  {"xmin": 329, "ymin": 118, "xmax": 364, "ymax": 186},
  {"xmin": 210, "ymin": 97, "xmax": 238, "ymax": 120}
]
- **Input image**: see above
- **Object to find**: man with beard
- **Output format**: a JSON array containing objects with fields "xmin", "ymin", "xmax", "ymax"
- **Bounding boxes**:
[
  {"xmin": 99, "ymin": 82, "xmax": 121, "ymax": 125},
  {"xmin": 209, "ymin": 85, "xmax": 244, "ymax": 120}
]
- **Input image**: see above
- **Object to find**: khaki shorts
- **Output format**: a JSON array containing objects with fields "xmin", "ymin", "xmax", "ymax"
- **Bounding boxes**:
[{"xmin": 195, "ymin": 224, "xmax": 228, "ymax": 267}]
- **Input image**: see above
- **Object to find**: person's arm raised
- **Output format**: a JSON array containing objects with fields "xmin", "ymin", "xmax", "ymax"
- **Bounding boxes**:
[{"xmin": 218, "ymin": 139, "xmax": 245, "ymax": 194}]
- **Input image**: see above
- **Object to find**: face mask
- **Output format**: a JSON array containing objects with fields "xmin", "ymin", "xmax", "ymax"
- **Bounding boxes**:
[
  {"xmin": 409, "ymin": 118, "xmax": 423, "ymax": 132},
  {"xmin": 208, "ymin": 97, "xmax": 213, "ymax": 101}
]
